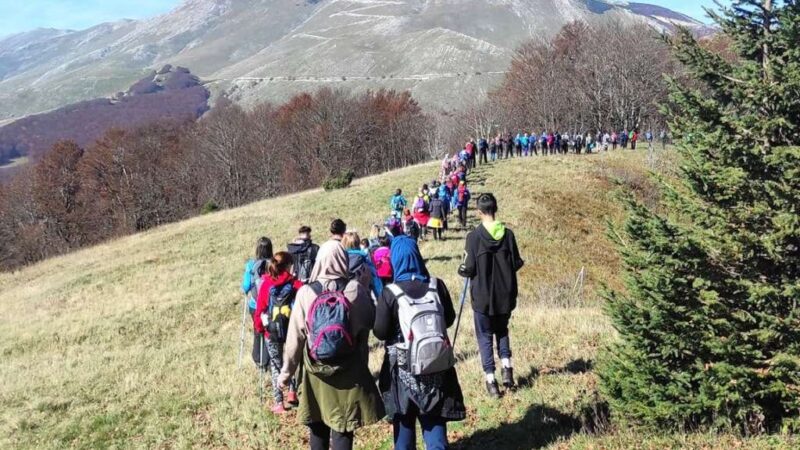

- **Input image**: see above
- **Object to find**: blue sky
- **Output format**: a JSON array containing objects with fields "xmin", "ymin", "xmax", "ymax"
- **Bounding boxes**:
[{"xmin": 0, "ymin": 0, "xmax": 719, "ymax": 38}]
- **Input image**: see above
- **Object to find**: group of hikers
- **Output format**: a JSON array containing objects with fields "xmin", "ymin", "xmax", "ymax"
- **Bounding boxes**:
[
  {"xmin": 239, "ymin": 162, "xmax": 523, "ymax": 450},
  {"xmin": 452, "ymin": 129, "xmax": 667, "ymax": 167}
]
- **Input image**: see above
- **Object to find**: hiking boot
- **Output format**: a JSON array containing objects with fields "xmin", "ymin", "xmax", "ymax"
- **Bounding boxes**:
[
  {"xmin": 286, "ymin": 391, "xmax": 298, "ymax": 406},
  {"xmin": 485, "ymin": 380, "xmax": 502, "ymax": 399},
  {"xmin": 502, "ymin": 368, "xmax": 515, "ymax": 389},
  {"xmin": 271, "ymin": 403, "xmax": 287, "ymax": 414}
]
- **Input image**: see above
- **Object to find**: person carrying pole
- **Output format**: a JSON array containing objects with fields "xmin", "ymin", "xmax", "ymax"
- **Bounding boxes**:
[{"xmin": 458, "ymin": 193, "xmax": 524, "ymax": 398}]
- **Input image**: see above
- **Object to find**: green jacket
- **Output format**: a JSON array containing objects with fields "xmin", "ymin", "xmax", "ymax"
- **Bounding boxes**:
[{"xmin": 298, "ymin": 337, "xmax": 385, "ymax": 432}]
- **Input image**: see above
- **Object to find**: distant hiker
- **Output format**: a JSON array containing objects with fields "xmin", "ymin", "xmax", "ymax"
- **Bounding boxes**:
[
  {"xmin": 630, "ymin": 130, "xmax": 638, "ymax": 150},
  {"xmin": 503, "ymin": 133, "xmax": 514, "ymax": 159},
  {"xmin": 241, "ymin": 237, "xmax": 273, "ymax": 368},
  {"xmin": 455, "ymin": 181, "xmax": 471, "ymax": 229},
  {"xmin": 574, "ymin": 133, "xmax": 583, "ymax": 154},
  {"xmin": 428, "ymin": 192, "xmax": 446, "ymax": 241},
  {"xmin": 465, "ymin": 139, "xmax": 476, "ymax": 170},
  {"xmin": 342, "ymin": 232, "xmax": 383, "ymax": 300},
  {"xmin": 391, "ymin": 189, "xmax": 407, "ymax": 217},
  {"xmin": 254, "ymin": 251, "xmax": 303, "ymax": 413},
  {"xmin": 412, "ymin": 194, "xmax": 430, "ymax": 241},
  {"xmin": 660, "ymin": 129, "xmax": 668, "ymax": 150},
  {"xmin": 458, "ymin": 193, "xmax": 524, "ymax": 398},
  {"xmin": 620, "ymin": 130, "xmax": 628, "ymax": 149},
  {"xmin": 561, "ymin": 132, "xmax": 569, "ymax": 154},
  {"xmin": 611, "ymin": 131, "xmax": 618, "ymax": 150},
  {"xmin": 646, "ymin": 130, "xmax": 654, "ymax": 151},
  {"xmin": 278, "ymin": 241, "xmax": 385, "ymax": 450},
  {"xmin": 373, "ymin": 234, "xmax": 394, "ymax": 286},
  {"xmin": 478, "ymin": 137, "xmax": 488, "ymax": 165},
  {"xmin": 404, "ymin": 208, "xmax": 422, "ymax": 243},
  {"xmin": 489, "ymin": 137, "xmax": 498, "ymax": 162},
  {"xmin": 374, "ymin": 235, "xmax": 466, "ymax": 450},
  {"xmin": 438, "ymin": 182, "xmax": 452, "ymax": 231},
  {"xmin": 330, "ymin": 219, "xmax": 347, "ymax": 242},
  {"xmin": 288, "ymin": 226, "xmax": 320, "ymax": 284}
]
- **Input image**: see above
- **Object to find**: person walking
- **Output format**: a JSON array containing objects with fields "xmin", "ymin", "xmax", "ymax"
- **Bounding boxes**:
[
  {"xmin": 458, "ymin": 193, "xmax": 524, "ymax": 398},
  {"xmin": 478, "ymin": 137, "xmax": 489, "ymax": 166},
  {"xmin": 342, "ymin": 232, "xmax": 383, "ymax": 300},
  {"xmin": 241, "ymin": 237, "xmax": 273, "ymax": 368},
  {"xmin": 374, "ymin": 236, "xmax": 466, "ymax": 450},
  {"xmin": 428, "ymin": 192, "xmax": 446, "ymax": 241},
  {"xmin": 288, "ymin": 226, "xmax": 320, "ymax": 284},
  {"xmin": 254, "ymin": 252, "xmax": 304, "ymax": 413},
  {"xmin": 454, "ymin": 181, "xmax": 471, "ymax": 230},
  {"xmin": 278, "ymin": 241, "xmax": 385, "ymax": 450}
]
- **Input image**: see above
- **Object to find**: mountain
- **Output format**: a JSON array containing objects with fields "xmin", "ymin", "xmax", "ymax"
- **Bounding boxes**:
[
  {"xmin": 0, "ymin": 0, "xmax": 709, "ymax": 119},
  {"xmin": 0, "ymin": 66, "xmax": 209, "ymax": 166}
]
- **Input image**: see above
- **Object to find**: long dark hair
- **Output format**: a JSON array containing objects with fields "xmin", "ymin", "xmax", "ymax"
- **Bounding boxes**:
[{"xmin": 255, "ymin": 237, "xmax": 273, "ymax": 260}]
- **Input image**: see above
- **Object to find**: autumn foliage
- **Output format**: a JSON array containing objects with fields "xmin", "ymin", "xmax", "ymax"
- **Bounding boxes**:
[{"xmin": 0, "ymin": 88, "xmax": 430, "ymax": 270}]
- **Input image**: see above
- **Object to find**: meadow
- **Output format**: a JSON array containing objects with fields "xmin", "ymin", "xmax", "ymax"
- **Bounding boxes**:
[{"xmin": 1, "ymin": 150, "xmax": 796, "ymax": 449}]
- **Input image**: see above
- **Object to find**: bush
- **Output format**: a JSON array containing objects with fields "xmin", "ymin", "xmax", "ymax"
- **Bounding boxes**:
[
  {"xmin": 322, "ymin": 170, "xmax": 355, "ymax": 191},
  {"xmin": 200, "ymin": 200, "xmax": 219, "ymax": 215}
]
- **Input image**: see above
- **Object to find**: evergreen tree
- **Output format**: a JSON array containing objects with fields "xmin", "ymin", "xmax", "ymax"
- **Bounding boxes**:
[{"xmin": 599, "ymin": 0, "xmax": 800, "ymax": 434}]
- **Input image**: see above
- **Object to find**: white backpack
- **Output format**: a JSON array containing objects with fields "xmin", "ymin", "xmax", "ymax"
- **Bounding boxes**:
[{"xmin": 387, "ymin": 278, "xmax": 455, "ymax": 375}]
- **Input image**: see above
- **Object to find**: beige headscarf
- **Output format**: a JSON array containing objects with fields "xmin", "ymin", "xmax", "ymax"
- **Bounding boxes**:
[{"xmin": 309, "ymin": 240, "xmax": 349, "ymax": 283}]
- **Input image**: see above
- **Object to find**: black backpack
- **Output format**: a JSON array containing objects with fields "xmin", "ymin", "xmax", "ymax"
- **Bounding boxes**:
[
  {"xmin": 291, "ymin": 244, "xmax": 318, "ymax": 283},
  {"xmin": 265, "ymin": 282, "xmax": 295, "ymax": 343}
]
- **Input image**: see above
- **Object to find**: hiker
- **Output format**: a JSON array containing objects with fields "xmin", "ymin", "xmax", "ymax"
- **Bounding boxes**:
[
  {"xmin": 360, "ymin": 238, "xmax": 370, "ymax": 253},
  {"xmin": 630, "ymin": 130, "xmax": 638, "ymax": 150},
  {"xmin": 646, "ymin": 130, "xmax": 654, "ymax": 151},
  {"xmin": 413, "ymin": 194, "xmax": 430, "ymax": 241},
  {"xmin": 490, "ymin": 136, "xmax": 499, "ymax": 162},
  {"xmin": 253, "ymin": 252, "xmax": 304, "ymax": 413},
  {"xmin": 331, "ymin": 219, "xmax": 347, "ymax": 242},
  {"xmin": 391, "ymin": 189, "xmax": 407, "ymax": 217},
  {"xmin": 455, "ymin": 181, "xmax": 471, "ymax": 229},
  {"xmin": 620, "ymin": 130, "xmax": 628, "ymax": 149},
  {"xmin": 288, "ymin": 226, "xmax": 320, "ymax": 284},
  {"xmin": 438, "ymin": 182, "xmax": 452, "ymax": 232},
  {"xmin": 373, "ymin": 234, "xmax": 394, "ymax": 285},
  {"xmin": 428, "ymin": 192, "xmax": 446, "ymax": 241},
  {"xmin": 574, "ymin": 133, "xmax": 583, "ymax": 154},
  {"xmin": 374, "ymin": 235, "xmax": 466, "ymax": 450},
  {"xmin": 478, "ymin": 137, "xmax": 488, "ymax": 165},
  {"xmin": 241, "ymin": 237, "xmax": 274, "ymax": 368},
  {"xmin": 458, "ymin": 193, "xmax": 524, "ymax": 398},
  {"xmin": 278, "ymin": 241, "xmax": 384, "ymax": 450},
  {"xmin": 503, "ymin": 133, "xmax": 513, "ymax": 159},
  {"xmin": 520, "ymin": 133, "xmax": 529, "ymax": 157},
  {"xmin": 611, "ymin": 131, "xmax": 618, "ymax": 150},
  {"xmin": 660, "ymin": 129, "xmax": 668, "ymax": 150},
  {"xmin": 342, "ymin": 231, "xmax": 383, "ymax": 300},
  {"xmin": 465, "ymin": 139, "xmax": 476, "ymax": 170}
]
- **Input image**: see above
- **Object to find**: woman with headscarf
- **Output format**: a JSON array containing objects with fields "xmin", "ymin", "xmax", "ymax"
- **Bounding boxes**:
[
  {"xmin": 374, "ymin": 235, "xmax": 466, "ymax": 450},
  {"xmin": 278, "ymin": 241, "xmax": 384, "ymax": 450}
]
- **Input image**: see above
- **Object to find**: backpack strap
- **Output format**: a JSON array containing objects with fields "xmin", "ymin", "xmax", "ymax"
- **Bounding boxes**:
[
  {"xmin": 427, "ymin": 277, "xmax": 438, "ymax": 293},
  {"xmin": 386, "ymin": 283, "xmax": 405, "ymax": 300}
]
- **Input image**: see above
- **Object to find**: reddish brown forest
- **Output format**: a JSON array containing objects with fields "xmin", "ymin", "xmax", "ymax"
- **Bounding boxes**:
[{"xmin": 0, "ymin": 88, "xmax": 430, "ymax": 270}]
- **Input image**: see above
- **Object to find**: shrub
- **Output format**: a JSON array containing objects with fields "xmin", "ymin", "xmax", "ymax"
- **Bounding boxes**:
[
  {"xmin": 200, "ymin": 200, "xmax": 219, "ymax": 215},
  {"xmin": 322, "ymin": 170, "xmax": 355, "ymax": 191}
]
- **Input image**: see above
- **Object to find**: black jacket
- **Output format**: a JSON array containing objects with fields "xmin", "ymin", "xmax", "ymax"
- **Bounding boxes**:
[
  {"xmin": 374, "ymin": 279, "xmax": 466, "ymax": 421},
  {"xmin": 458, "ymin": 224, "xmax": 524, "ymax": 315},
  {"xmin": 287, "ymin": 239, "xmax": 319, "ymax": 281},
  {"xmin": 429, "ymin": 198, "xmax": 445, "ymax": 220}
]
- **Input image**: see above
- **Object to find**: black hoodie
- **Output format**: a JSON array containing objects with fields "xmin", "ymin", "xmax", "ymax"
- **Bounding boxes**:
[
  {"xmin": 287, "ymin": 238, "xmax": 319, "ymax": 282},
  {"xmin": 458, "ymin": 223, "xmax": 524, "ymax": 315}
]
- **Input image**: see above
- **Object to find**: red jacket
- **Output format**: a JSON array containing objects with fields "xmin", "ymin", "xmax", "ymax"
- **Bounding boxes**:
[{"xmin": 253, "ymin": 271, "xmax": 303, "ymax": 335}]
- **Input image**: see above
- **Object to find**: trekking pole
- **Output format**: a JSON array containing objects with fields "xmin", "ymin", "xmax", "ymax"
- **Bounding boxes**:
[
  {"xmin": 259, "ymin": 333, "xmax": 265, "ymax": 404},
  {"xmin": 452, "ymin": 276, "xmax": 470, "ymax": 352},
  {"xmin": 237, "ymin": 295, "xmax": 247, "ymax": 369}
]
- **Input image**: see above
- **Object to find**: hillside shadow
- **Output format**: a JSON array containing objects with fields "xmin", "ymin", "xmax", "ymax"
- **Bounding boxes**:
[
  {"xmin": 451, "ymin": 403, "xmax": 581, "ymax": 449},
  {"xmin": 425, "ymin": 255, "xmax": 459, "ymax": 263}
]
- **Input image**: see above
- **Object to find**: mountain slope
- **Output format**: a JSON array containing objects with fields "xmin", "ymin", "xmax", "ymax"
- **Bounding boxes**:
[
  {"xmin": 0, "ymin": 0, "xmax": 709, "ymax": 119},
  {"xmin": 2, "ymin": 152, "xmax": 794, "ymax": 449}
]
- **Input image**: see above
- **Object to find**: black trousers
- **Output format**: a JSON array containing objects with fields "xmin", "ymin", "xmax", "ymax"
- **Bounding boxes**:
[
  {"xmin": 479, "ymin": 150, "xmax": 488, "ymax": 164},
  {"xmin": 458, "ymin": 206, "xmax": 467, "ymax": 227},
  {"xmin": 309, "ymin": 423, "xmax": 354, "ymax": 450}
]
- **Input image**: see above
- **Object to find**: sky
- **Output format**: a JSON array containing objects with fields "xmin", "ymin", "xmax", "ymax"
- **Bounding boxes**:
[{"xmin": 0, "ymin": 0, "xmax": 718, "ymax": 38}]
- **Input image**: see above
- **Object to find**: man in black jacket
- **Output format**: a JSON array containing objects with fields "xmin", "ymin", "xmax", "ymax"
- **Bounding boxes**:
[
  {"xmin": 287, "ymin": 225, "xmax": 319, "ymax": 283},
  {"xmin": 458, "ymin": 193, "xmax": 524, "ymax": 398}
]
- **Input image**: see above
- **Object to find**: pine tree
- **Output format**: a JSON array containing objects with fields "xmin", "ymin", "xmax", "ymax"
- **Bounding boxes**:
[{"xmin": 599, "ymin": 0, "xmax": 800, "ymax": 434}]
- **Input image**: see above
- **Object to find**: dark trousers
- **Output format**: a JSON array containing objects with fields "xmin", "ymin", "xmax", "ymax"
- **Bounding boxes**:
[
  {"xmin": 458, "ymin": 206, "xmax": 467, "ymax": 228},
  {"xmin": 309, "ymin": 423, "xmax": 354, "ymax": 450},
  {"xmin": 479, "ymin": 150, "xmax": 488, "ymax": 164},
  {"xmin": 393, "ymin": 404, "xmax": 448, "ymax": 450},
  {"xmin": 473, "ymin": 311, "xmax": 512, "ymax": 374}
]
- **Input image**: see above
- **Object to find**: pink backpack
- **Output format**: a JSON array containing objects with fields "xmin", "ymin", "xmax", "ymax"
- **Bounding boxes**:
[{"xmin": 373, "ymin": 247, "xmax": 392, "ymax": 279}]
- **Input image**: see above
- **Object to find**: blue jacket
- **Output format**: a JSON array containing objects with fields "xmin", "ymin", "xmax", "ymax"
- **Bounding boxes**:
[
  {"xmin": 241, "ymin": 259, "xmax": 259, "ymax": 311},
  {"xmin": 347, "ymin": 249, "xmax": 384, "ymax": 299},
  {"xmin": 390, "ymin": 194, "xmax": 407, "ymax": 212}
]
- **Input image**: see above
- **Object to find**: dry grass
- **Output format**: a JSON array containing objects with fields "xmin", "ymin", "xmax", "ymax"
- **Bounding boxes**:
[{"xmin": 1, "ymin": 151, "xmax": 797, "ymax": 449}]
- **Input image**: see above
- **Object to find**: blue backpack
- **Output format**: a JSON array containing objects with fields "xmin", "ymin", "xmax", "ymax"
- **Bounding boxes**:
[{"xmin": 306, "ymin": 281, "xmax": 354, "ymax": 362}]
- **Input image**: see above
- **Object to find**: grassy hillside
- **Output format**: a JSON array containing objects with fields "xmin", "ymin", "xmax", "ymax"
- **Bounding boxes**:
[{"xmin": 1, "ymin": 152, "xmax": 796, "ymax": 449}]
